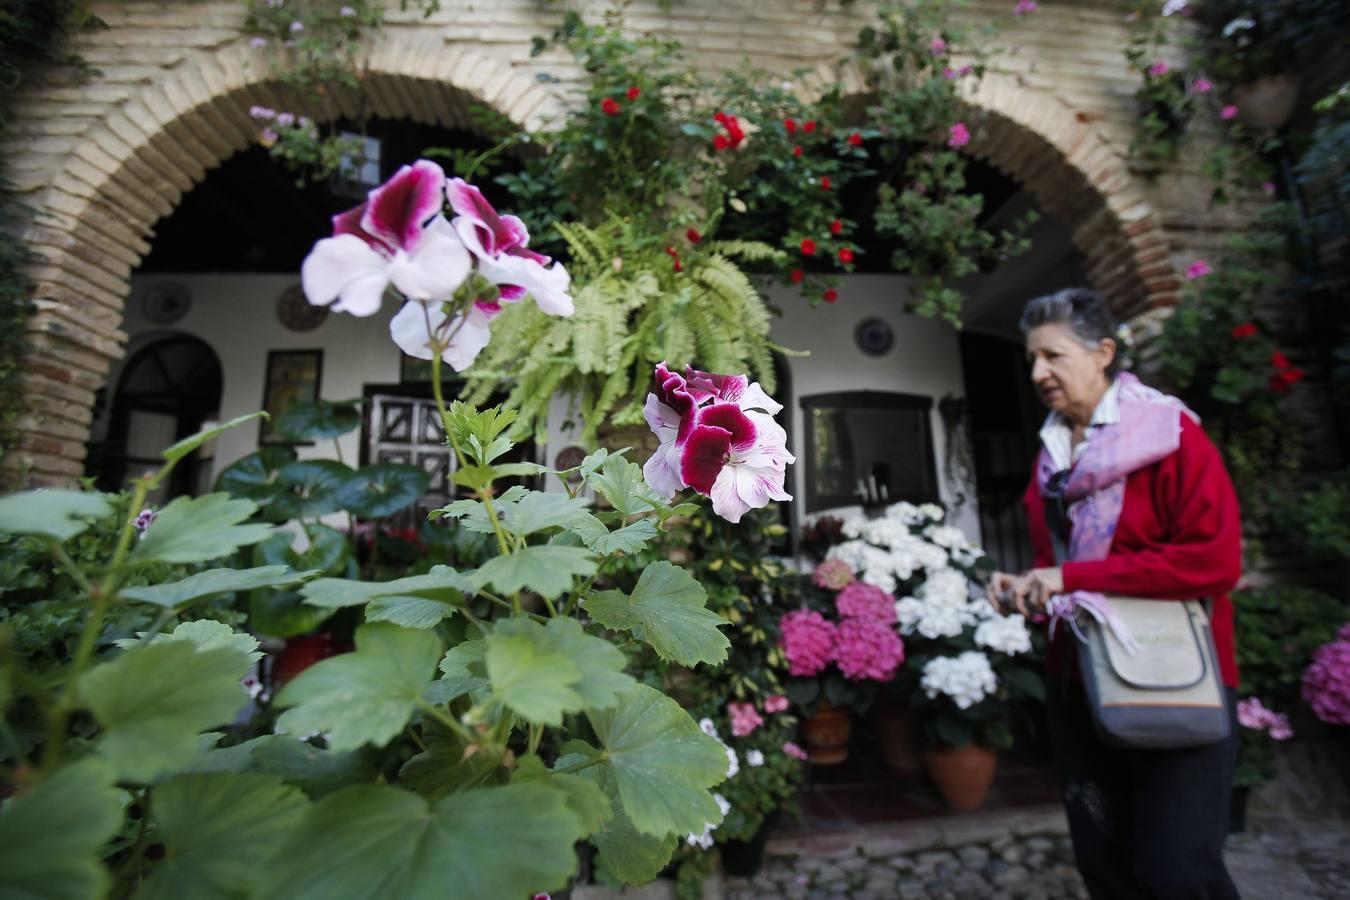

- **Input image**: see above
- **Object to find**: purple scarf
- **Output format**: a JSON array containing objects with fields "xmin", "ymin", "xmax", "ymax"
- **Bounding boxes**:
[{"xmin": 1036, "ymin": 372, "xmax": 1199, "ymax": 647}]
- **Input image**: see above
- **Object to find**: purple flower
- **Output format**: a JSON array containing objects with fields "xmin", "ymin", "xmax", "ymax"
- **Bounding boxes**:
[
  {"xmin": 1192, "ymin": 77, "xmax": 1213, "ymax": 93},
  {"xmin": 1014, "ymin": 0, "xmax": 1037, "ymax": 14},
  {"xmin": 930, "ymin": 37, "xmax": 947, "ymax": 55},
  {"xmin": 1221, "ymin": 104, "xmax": 1239, "ymax": 120},
  {"xmin": 1148, "ymin": 61, "xmax": 1169, "ymax": 77},
  {"xmin": 1302, "ymin": 627, "xmax": 1350, "ymax": 725},
  {"xmin": 275, "ymin": 112, "xmax": 295, "ymax": 127},
  {"xmin": 289, "ymin": 20, "xmax": 304, "ymax": 33},
  {"xmin": 134, "ymin": 508, "xmax": 157, "ymax": 533},
  {"xmin": 1185, "ymin": 260, "xmax": 1213, "ymax": 280},
  {"xmin": 339, "ymin": 5, "xmax": 357, "ymax": 16},
  {"xmin": 249, "ymin": 37, "xmax": 268, "ymax": 49},
  {"xmin": 249, "ymin": 105, "xmax": 275, "ymax": 120},
  {"xmin": 259, "ymin": 128, "xmax": 279, "ymax": 147},
  {"xmin": 948, "ymin": 122, "xmax": 970, "ymax": 148}
]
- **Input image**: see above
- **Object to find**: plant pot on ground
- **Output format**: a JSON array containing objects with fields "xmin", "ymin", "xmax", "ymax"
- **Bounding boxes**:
[{"xmin": 922, "ymin": 742, "xmax": 998, "ymax": 812}]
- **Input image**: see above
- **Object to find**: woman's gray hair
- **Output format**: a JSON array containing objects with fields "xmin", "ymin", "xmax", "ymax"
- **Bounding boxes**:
[{"xmin": 1019, "ymin": 287, "xmax": 1125, "ymax": 374}]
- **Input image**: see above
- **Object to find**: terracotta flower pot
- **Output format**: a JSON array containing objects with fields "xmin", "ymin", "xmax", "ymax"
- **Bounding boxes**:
[
  {"xmin": 800, "ymin": 702, "xmax": 853, "ymax": 765},
  {"xmin": 870, "ymin": 694, "xmax": 922, "ymax": 781},
  {"xmin": 1231, "ymin": 73, "xmax": 1300, "ymax": 132},
  {"xmin": 922, "ymin": 743, "xmax": 997, "ymax": 811}
]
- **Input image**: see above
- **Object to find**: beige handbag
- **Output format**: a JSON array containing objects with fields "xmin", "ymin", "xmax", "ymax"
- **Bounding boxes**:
[{"xmin": 1075, "ymin": 596, "xmax": 1231, "ymax": 749}]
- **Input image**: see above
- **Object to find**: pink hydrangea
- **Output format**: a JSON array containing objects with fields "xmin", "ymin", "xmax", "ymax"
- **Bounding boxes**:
[
  {"xmin": 813, "ymin": 558, "xmax": 855, "ymax": 591},
  {"xmin": 782, "ymin": 741, "xmax": 809, "ymax": 761},
  {"xmin": 1237, "ymin": 697, "xmax": 1294, "ymax": 740},
  {"xmin": 764, "ymin": 694, "xmax": 789, "ymax": 714},
  {"xmin": 834, "ymin": 582, "xmax": 898, "ymax": 625},
  {"xmin": 728, "ymin": 701, "xmax": 764, "ymax": 737},
  {"xmin": 1302, "ymin": 627, "xmax": 1350, "ymax": 725},
  {"xmin": 780, "ymin": 609, "xmax": 837, "ymax": 677},
  {"xmin": 948, "ymin": 122, "xmax": 970, "ymax": 148},
  {"xmin": 834, "ymin": 619, "xmax": 904, "ymax": 682}
]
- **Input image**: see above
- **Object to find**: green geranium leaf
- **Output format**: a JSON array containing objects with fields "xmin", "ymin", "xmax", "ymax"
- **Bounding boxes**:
[
  {"xmin": 272, "ymin": 399, "xmax": 362, "ymax": 442},
  {"xmin": 588, "ymin": 794, "xmax": 677, "ymax": 885},
  {"xmin": 583, "ymin": 561, "xmax": 729, "ymax": 667},
  {"xmin": 300, "ymin": 566, "xmax": 468, "ymax": 609},
  {"xmin": 0, "ymin": 758, "xmax": 123, "ymax": 900},
  {"xmin": 81, "ymin": 639, "xmax": 256, "ymax": 782},
  {"xmin": 485, "ymin": 623, "xmax": 582, "ymax": 726},
  {"xmin": 129, "ymin": 493, "xmax": 272, "ymax": 565},
  {"xmin": 588, "ymin": 456, "xmax": 662, "ymax": 516},
  {"xmin": 163, "ymin": 412, "xmax": 266, "ymax": 464},
  {"xmin": 431, "ymin": 639, "xmax": 490, "ymax": 704},
  {"xmin": 471, "ymin": 545, "xmax": 598, "ymax": 599},
  {"xmin": 0, "ymin": 489, "xmax": 112, "ymax": 542},
  {"xmin": 497, "ymin": 491, "xmax": 594, "ymax": 537},
  {"xmin": 295, "ymin": 523, "xmax": 351, "ymax": 573},
  {"xmin": 274, "ymin": 623, "xmax": 441, "ymax": 752},
  {"xmin": 494, "ymin": 461, "xmax": 552, "ymax": 478},
  {"xmin": 587, "ymin": 683, "xmax": 729, "ymax": 837},
  {"xmin": 250, "ymin": 590, "xmax": 334, "ymax": 639},
  {"xmin": 187, "ymin": 735, "xmax": 377, "ymax": 799},
  {"xmin": 137, "ymin": 773, "xmax": 310, "ymax": 900},
  {"xmin": 255, "ymin": 783, "xmax": 582, "ymax": 900},
  {"xmin": 399, "ymin": 725, "xmax": 505, "ymax": 801},
  {"xmin": 269, "ymin": 460, "xmax": 357, "ymax": 521},
  {"xmin": 498, "ymin": 617, "xmax": 633, "ymax": 712},
  {"xmin": 336, "ymin": 464, "xmax": 429, "ymax": 519},
  {"xmin": 214, "ymin": 446, "xmax": 297, "ymax": 507},
  {"xmin": 571, "ymin": 515, "xmax": 659, "ymax": 555},
  {"xmin": 366, "ymin": 595, "xmax": 460, "ymax": 629},
  {"xmin": 512, "ymin": 754, "xmax": 611, "ymax": 837},
  {"xmin": 118, "ymin": 566, "xmax": 312, "ymax": 609},
  {"xmin": 115, "ymin": 619, "xmax": 263, "ymax": 664}
]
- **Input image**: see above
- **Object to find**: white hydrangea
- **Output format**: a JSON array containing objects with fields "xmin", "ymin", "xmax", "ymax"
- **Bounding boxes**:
[
  {"xmin": 924, "ymin": 525, "xmax": 968, "ymax": 550},
  {"xmin": 685, "ymin": 793, "xmax": 733, "ymax": 849},
  {"xmin": 746, "ymin": 749, "xmax": 765, "ymax": 767},
  {"xmin": 885, "ymin": 502, "xmax": 925, "ymax": 526},
  {"xmin": 915, "ymin": 603, "xmax": 967, "ymax": 639},
  {"xmin": 894, "ymin": 597, "xmax": 924, "ymax": 632},
  {"xmin": 974, "ymin": 614, "xmax": 1033, "ymax": 656},
  {"xmin": 921, "ymin": 651, "xmax": 998, "ymax": 709},
  {"xmin": 918, "ymin": 503, "xmax": 945, "ymax": 521}
]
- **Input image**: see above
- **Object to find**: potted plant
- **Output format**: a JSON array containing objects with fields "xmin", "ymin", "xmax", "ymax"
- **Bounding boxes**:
[{"xmin": 824, "ymin": 502, "xmax": 1043, "ymax": 809}]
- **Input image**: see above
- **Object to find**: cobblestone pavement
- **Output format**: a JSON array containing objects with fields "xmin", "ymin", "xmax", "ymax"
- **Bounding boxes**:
[{"xmin": 719, "ymin": 806, "xmax": 1350, "ymax": 900}]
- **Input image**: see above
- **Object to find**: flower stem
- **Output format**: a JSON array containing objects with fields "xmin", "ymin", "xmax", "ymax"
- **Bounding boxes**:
[{"xmin": 553, "ymin": 752, "xmax": 608, "ymax": 775}]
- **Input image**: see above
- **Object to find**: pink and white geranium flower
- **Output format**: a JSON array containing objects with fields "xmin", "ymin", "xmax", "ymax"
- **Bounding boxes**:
[
  {"xmin": 445, "ymin": 177, "xmax": 573, "ymax": 316},
  {"xmin": 389, "ymin": 298, "xmax": 499, "ymax": 373},
  {"xmin": 302, "ymin": 160, "xmax": 471, "ymax": 315},
  {"xmin": 642, "ymin": 363, "xmax": 794, "ymax": 523}
]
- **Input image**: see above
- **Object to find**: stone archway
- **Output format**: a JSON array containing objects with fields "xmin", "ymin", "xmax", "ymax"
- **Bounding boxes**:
[{"xmin": 10, "ymin": 38, "xmax": 562, "ymax": 484}]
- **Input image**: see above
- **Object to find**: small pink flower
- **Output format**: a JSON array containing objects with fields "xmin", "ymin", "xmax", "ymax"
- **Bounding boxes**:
[
  {"xmin": 764, "ymin": 695, "xmax": 790, "ymax": 714},
  {"xmin": 1014, "ymin": 0, "xmax": 1037, "ymax": 14},
  {"xmin": 930, "ymin": 37, "xmax": 947, "ymax": 54},
  {"xmin": 813, "ymin": 558, "xmax": 855, "ymax": 591},
  {"xmin": 1262, "ymin": 181, "xmax": 1277, "ymax": 195},
  {"xmin": 959, "ymin": 64, "xmax": 974, "ymax": 76},
  {"xmin": 1185, "ymin": 260, "xmax": 1212, "ymax": 280},
  {"xmin": 1148, "ymin": 61, "xmax": 1169, "ymax": 77},
  {"xmin": 728, "ymin": 701, "xmax": 764, "ymax": 737},
  {"xmin": 780, "ymin": 609, "xmax": 837, "ymax": 677},
  {"xmin": 943, "ymin": 67, "xmax": 956, "ymax": 79},
  {"xmin": 835, "ymin": 582, "xmax": 897, "ymax": 624},
  {"xmin": 134, "ymin": 508, "xmax": 158, "ymax": 533},
  {"xmin": 1193, "ymin": 77, "xmax": 1213, "ymax": 93},
  {"xmin": 249, "ymin": 36, "xmax": 267, "ymax": 49},
  {"xmin": 783, "ymin": 741, "xmax": 809, "ymax": 761},
  {"xmin": 948, "ymin": 122, "xmax": 970, "ymax": 148},
  {"xmin": 1221, "ymin": 105, "xmax": 1239, "ymax": 120}
]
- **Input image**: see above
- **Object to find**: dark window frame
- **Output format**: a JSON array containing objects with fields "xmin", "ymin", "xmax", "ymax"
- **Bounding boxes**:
[{"xmin": 798, "ymin": 390, "xmax": 938, "ymax": 513}]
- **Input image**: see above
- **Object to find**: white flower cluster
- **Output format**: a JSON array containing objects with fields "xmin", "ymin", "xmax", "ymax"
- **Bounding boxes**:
[
  {"xmin": 894, "ymin": 567, "xmax": 993, "ymax": 640},
  {"xmin": 974, "ymin": 614, "xmax": 1033, "ymax": 656},
  {"xmin": 828, "ymin": 504, "xmax": 956, "ymax": 592},
  {"xmin": 685, "ymin": 792, "xmax": 733, "ymax": 850},
  {"xmin": 921, "ymin": 651, "xmax": 998, "ymax": 709},
  {"xmin": 699, "ymin": 717, "xmax": 740, "ymax": 778}
]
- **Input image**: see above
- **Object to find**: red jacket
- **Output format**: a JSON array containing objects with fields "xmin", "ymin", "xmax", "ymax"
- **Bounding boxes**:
[{"xmin": 1024, "ymin": 415, "xmax": 1241, "ymax": 687}]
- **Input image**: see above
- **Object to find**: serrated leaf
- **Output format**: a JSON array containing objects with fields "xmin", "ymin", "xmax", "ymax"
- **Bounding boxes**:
[
  {"xmin": 0, "ymin": 758, "xmax": 123, "ymax": 900},
  {"xmin": 587, "ymin": 684, "xmax": 729, "ymax": 838},
  {"xmin": 188, "ymin": 735, "xmax": 377, "ymax": 799},
  {"xmin": 398, "ymin": 725, "xmax": 505, "ymax": 801},
  {"xmin": 81, "ymin": 640, "xmax": 256, "ymax": 782},
  {"xmin": 506, "ymin": 617, "xmax": 633, "ymax": 712},
  {"xmin": 366, "ymin": 595, "xmax": 459, "ymax": 629},
  {"xmin": 115, "ymin": 619, "xmax": 263, "ymax": 664},
  {"xmin": 588, "ymin": 796, "xmax": 677, "ymax": 886},
  {"xmin": 572, "ymin": 515, "xmax": 659, "ymax": 555},
  {"xmin": 336, "ymin": 464, "xmax": 429, "ymax": 519},
  {"xmin": 300, "ymin": 566, "xmax": 468, "ymax": 609},
  {"xmin": 583, "ymin": 561, "xmax": 729, "ymax": 666},
  {"xmin": 255, "ymin": 783, "xmax": 583, "ymax": 900},
  {"xmin": 268, "ymin": 460, "xmax": 357, "ymax": 521},
  {"xmin": 118, "ymin": 565, "xmax": 311, "ymax": 609},
  {"xmin": 497, "ymin": 490, "xmax": 594, "ymax": 537},
  {"xmin": 129, "ymin": 493, "xmax": 271, "ymax": 565},
  {"xmin": 431, "ymin": 639, "xmax": 490, "ymax": 703},
  {"xmin": 494, "ymin": 461, "xmax": 551, "ymax": 477},
  {"xmin": 588, "ymin": 456, "xmax": 663, "ymax": 516},
  {"xmin": 137, "ymin": 773, "xmax": 310, "ymax": 900},
  {"xmin": 250, "ymin": 590, "xmax": 334, "ymax": 639},
  {"xmin": 513, "ymin": 754, "xmax": 611, "ymax": 836},
  {"xmin": 0, "ymin": 489, "xmax": 112, "ymax": 542},
  {"xmin": 214, "ymin": 446, "xmax": 297, "ymax": 507},
  {"xmin": 274, "ymin": 623, "xmax": 441, "ymax": 752},
  {"xmin": 163, "ymin": 412, "xmax": 267, "ymax": 464},
  {"xmin": 272, "ymin": 400, "xmax": 361, "ymax": 442},
  {"xmin": 485, "ymin": 625, "xmax": 582, "ymax": 726},
  {"xmin": 471, "ymin": 545, "xmax": 598, "ymax": 599}
]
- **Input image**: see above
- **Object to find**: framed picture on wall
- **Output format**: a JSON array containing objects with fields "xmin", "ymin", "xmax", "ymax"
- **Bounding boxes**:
[{"xmin": 259, "ymin": 349, "xmax": 323, "ymax": 445}]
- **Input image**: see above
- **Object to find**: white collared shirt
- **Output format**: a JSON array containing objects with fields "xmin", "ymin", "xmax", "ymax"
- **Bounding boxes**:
[{"xmin": 1039, "ymin": 379, "xmax": 1121, "ymax": 472}]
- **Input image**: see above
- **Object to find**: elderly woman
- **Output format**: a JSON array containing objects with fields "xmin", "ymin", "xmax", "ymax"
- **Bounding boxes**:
[{"xmin": 988, "ymin": 288, "xmax": 1242, "ymax": 900}]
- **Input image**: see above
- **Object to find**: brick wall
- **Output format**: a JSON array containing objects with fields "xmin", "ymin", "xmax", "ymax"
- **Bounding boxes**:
[{"xmin": 2, "ymin": 0, "xmax": 1244, "ymax": 483}]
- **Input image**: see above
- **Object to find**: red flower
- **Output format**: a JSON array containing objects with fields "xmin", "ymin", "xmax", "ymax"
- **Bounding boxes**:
[
  {"xmin": 626, "ymin": 86, "xmax": 641, "ymax": 100},
  {"xmin": 804, "ymin": 120, "xmax": 817, "ymax": 133},
  {"xmin": 820, "ymin": 176, "xmax": 832, "ymax": 190},
  {"xmin": 838, "ymin": 247, "xmax": 854, "ymax": 264},
  {"xmin": 713, "ymin": 111, "xmax": 729, "ymax": 124},
  {"xmin": 790, "ymin": 268, "xmax": 804, "ymax": 284},
  {"xmin": 673, "ymin": 259, "xmax": 684, "ymax": 273},
  {"xmin": 784, "ymin": 118, "xmax": 797, "ymax": 133},
  {"xmin": 601, "ymin": 97, "xmax": 620, "ymax": 116},
  {"xmin": 792, "ymin": 144, "xmax": 803, "ymax": 157},
  {"xmin": 1231, "ymin": 322, "xmax": 1258, "ymax": 339},
  {"xmin": 848, "ymin": 132, "xmax": 863, "ymax": 146},
  {"xmin": 713, "ymin": 134, "xmax": 730, "ymax": 150},
  {"xmin": 665, "ymin": 245, "xmax": 679, "ymax": 257},
  {"xmin": 686, "ymin": 228, "xmax": 702, "ymax": 244},
  {"xmin": 823, "ymin": 287, "xmax": 839, "ymax": 303},
  {"xmin": 830, "ymin": 219, "xmax": 843, "ymax": 235},
  {"xmin": 800, "ymin": 238, "xmax": 817, "ymax": 256},
  {"xmin": 1271, "ymin": 350, "xmax": 1291, "ymax": 370},
  {"xmin": 1283, "ymin": 367, "xmax": 1306, "ymax": 386}
]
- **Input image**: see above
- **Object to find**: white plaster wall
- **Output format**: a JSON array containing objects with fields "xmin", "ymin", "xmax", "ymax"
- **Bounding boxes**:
[{"xmin": 766, "ymin": 275, "xmax": 978, "ymax": 541}]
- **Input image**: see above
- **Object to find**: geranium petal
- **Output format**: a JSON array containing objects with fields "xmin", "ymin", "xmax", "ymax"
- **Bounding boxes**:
[
  {"xmin": 331, "ymin": 201, "xmax": 395, "ymax": 255},
  {"xmin": 498, "ymin": 285, "xmax": 528, "ymax": 302},
  {"xmin": 387, "ymin": 218, "xmax": 472, "ymax": 301},
  {"xmin": 697, "ymin": 404, "xmax": 757, "ymax": 451},
  {"xmin": 681, "ymin": 424, "xmax": 732, "ymax": 495},
  {"xmin": 363, "ymin": 160, "xmax": 446, "ymax": 252},
  {"xmin": 711, "ymin": 462, "xmax": 791, "ymax": 524},
  {"xmin": 445, "ymin": 178, "xmax": 530, "ymax": 254},
  {"xmin": 301, "ymin": 234, "xmax": 389, "ymax": 315},
  {"xmin": 442, "ymin": 307, "xmax": 494, "ymax": 372},
  {"xmin": 642, "ymin": 440, "xmax": 686, "ymax": 499},
  {"xmin": 389, "ymin": 300, "xmax": 444, "ymax": 360},
  {"xmin": 709, "ymin": 467, "xmax": 752, "ymax": 524},
  {"xmin": 736, "ymin": 381, "xmax": 783, "ymax": 415},
  {"xmin": 476, "ymin": 253, "xmax": 574, "ymax": 316},
  {"xmin": 643, "ymin": 393, "xmax": 682, "ymax": 441},
  {"xmin": 685, "ymin": 368, "xmax": 749, "ymax": 405}
]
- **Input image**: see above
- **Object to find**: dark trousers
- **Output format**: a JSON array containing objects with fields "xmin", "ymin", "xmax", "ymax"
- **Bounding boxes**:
[{"xmin": 1045, "ymin": 677, "xmax": 1241, "ymax": 900}]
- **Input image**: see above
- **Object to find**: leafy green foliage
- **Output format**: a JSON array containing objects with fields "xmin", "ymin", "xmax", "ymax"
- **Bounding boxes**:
[
  {"xmin": 0, "ymin": 489, "xmax": 112, "ymax": 541},
  {"xmin": 129, "ymin": 493, "xmax": 273, "ymax": 565},
  {"xmin": 335, "ymin": 464, "xmax": 431, "ymax": 519},
  {"xmin": 118, "ymin": 566, "xmax": 313, "ymax": 609},
  {"xmin": 586, "ymin": 561, "xmax": 730, "ymax": 667},
  {"xmin": 471, "ymin": 545, "xmax": 599, "ymax": 599},
  {"xmin": 272, "ymin": 399, "xmax": 362, "ymax": 443}
]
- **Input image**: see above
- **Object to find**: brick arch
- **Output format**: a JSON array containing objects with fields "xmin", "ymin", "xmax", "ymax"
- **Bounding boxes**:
[{"xmin": 13, "ymin": 39, "xmax": 561, "ymax": 483}]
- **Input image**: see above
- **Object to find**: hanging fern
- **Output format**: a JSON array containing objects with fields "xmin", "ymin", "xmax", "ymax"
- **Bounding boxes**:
[{"xmin": 463, "ymin": 218, "xmax": 787, "ymax": 444}]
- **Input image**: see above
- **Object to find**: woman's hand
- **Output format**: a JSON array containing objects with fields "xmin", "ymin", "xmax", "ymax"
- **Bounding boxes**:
[
  {"xmin": 1010, "ymin": 567, "xmax": 1064, "ymax": 618},
  {"xmin": 986, "ymin": 572, "xmax": 1019, "ymax": 615}
]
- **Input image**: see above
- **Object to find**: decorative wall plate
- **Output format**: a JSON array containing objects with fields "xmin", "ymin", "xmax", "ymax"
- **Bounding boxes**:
[
  {"xmin": 277, "ymin": 284, "xmax": 328, "ymax": 332},
  {"xmin": 854, "ymin": 316, "xmax": 894, "ymax": 357},
  {"xmin": 142, "ymin": 281, "xmax": 191, "ymax": 325}
]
